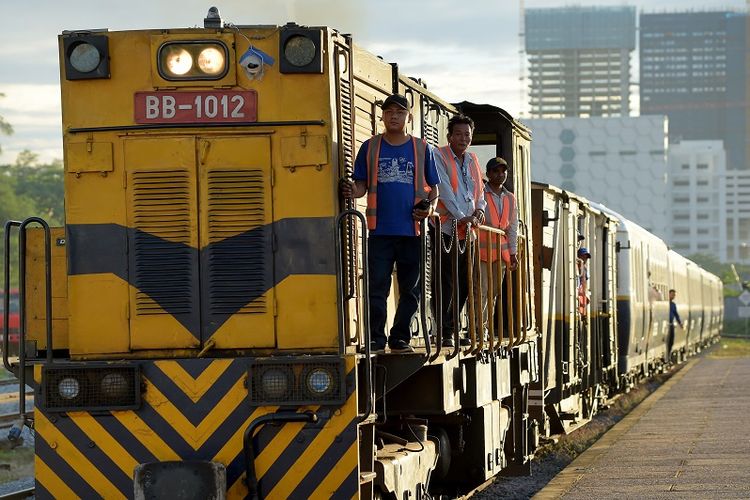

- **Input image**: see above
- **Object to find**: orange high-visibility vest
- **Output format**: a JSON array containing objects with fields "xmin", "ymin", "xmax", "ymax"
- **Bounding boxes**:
[
  {"xmin": 479, "ymin": 187, "xmax": 516, "ymax": 263},
  {"xmin": 434, "ymin": 146, "xmax": 483, "ymax": 239},
  {"xmin": 365, "ymin": 134, "xmax": 430, "ymax": 235}
]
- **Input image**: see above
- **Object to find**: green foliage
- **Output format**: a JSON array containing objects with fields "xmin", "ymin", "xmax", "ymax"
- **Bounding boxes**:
[
  {"xmin": 723, "ymin": 320, "xmax": 750, "ymax": 338},
  {"xmin": 0, "ymin": 152, "xmax": 64, "ymax": 288},
  {"xmin": 687, "ymin": 253, "xmax": 750, "ymax": 297}
]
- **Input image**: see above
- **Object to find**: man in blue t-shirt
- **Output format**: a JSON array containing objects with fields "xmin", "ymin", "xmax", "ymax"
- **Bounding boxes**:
[{"xmin": 340, "ymin": 93, "xmax": 441, "ymax": 353}]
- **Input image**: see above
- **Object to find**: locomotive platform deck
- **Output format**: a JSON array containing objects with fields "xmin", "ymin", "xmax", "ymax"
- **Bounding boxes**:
[{"xmin": 536, "ymin": 352, "xmax": 750, "ymax": 499}]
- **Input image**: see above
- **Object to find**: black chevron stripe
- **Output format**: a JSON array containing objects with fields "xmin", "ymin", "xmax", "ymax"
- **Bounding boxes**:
[
  {"xmin": 143, "ymin": 360, "xmax": 247, "ymax": 426},
  {"xmin": 49, "ymin": 413, "xmax": 134, "ymax": 496},
  {"xmin": 331, "ymin": 467, "xmax": 359, "ymax": 500},
  {"xmin": 135, "ymin": 393, "xmax": 256, "ymax": 459},
  {"xmin": 96, "ymin": 412, "xmax": 158, "ymax": 464},
  {"xmin": 255, "ymin": 413, "xmax": 329, "ymax": 498},
  {"xmin": 225, "ymin": 449, "xmax": 248, "ymax": 493},
  {"xmin": 67, "ymin": 217, "xmax": 336, "ymax": 339},
  {"xmin": 288, "ymin": 418, "xmax": 358, "ymax": 498},
  {"xmin": 35, "ymin": 482, "xmax": 54, "ymax": 500},
  {"xmin": 36, "ymin": 436, "xmax": 101, "ymax": 498},
  {"xmin": 179, "ymin": 358, "xmax": 215, "ymax": 378},
  {"xmin": 252, "ymin": 367, "xmax": 357, "ymax": 496}
]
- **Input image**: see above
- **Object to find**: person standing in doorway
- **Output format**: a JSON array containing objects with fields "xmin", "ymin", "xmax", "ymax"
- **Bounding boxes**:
[
  {"xmin": 434, "ymin": 114, "xmax": 486, "ymax": 347},
  {"xmin": 479, "ymin": 157, "xmax": 518, "ymax": 336},
  {"xmin": 340, "ymin": 93, "xmax": 441, "ymax": 353}
]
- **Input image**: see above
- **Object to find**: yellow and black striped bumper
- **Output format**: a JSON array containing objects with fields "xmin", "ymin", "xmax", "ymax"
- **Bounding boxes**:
[{"xmin": 34, "ymin": 357, "xmax": 360, "ymax": 499}]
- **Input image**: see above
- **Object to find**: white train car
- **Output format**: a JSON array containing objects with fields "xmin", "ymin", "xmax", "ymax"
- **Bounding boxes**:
[{"xmin": 592, "ymin": 204, "xmax": 671, "ymax": 382}]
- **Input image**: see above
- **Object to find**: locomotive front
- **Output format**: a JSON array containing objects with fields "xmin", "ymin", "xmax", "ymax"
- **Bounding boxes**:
[{"xmin": 34, "ymin": 13, "xmax": 362, "ymax": 499}]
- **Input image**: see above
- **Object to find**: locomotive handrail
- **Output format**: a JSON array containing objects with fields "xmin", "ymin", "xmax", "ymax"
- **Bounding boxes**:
[
  {"xmin": 243, "ymin": 410, "xmax": 318, "ymax": 500},
  {"xmin": 429, "ymin": 216, "xmax": 444, "ymax": 362},
  {"xmin": 3, "ymin": 218, "xmax": 53, "ymax": 417},
  {"xmin": 19, "ymin": 218, "xmax": 53, "ymax": 416},
  {"xmin": 446, "ymin": 220, "xmax": 461, "ymax": 360},
  {"xmin": 472, "ymin": 224, "xmax": 508, "ymax": 355},
  {"xmin": 520, "ymin": 220, "xmax": 534, "ymax": 334},
  {"xmin": 465, "ymin": 231, "xmax": 478, "ymax": 354},
  {"xmin": 506, "ymin": 259, "xmax": 516, "ymax": 348},
  {"xmin": 419, "ymin": 218, "xmax": 432, "ymax": 360},
  {"xmin": 334, "ymin": 210, "xmax": 373, "ymax": 424},
  {"xmin": 2, "ymin": 221, "xmax": 22, "ymax": 374}
]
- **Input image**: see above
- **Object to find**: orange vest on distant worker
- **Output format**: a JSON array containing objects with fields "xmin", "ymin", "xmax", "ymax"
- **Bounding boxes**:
[
  {"xmin": 479, "ymin": 187, "xmax": 516, "ymax": 264},
  {"xmin": 434, "ymin": 146, "xmax": 483, "ymax": 239},
  {"xmin": 365, "ymin": 134, "xmax": 430, "ymax": 235}
]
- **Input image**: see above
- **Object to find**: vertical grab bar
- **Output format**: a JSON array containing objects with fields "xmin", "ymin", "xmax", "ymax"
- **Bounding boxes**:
[
  {"xmin": 430, "ymin": 216, "xmax": 444, "ymax": 362},
  {"xmin": 335, "ymin": 210, "xmax": 373, "ymax": 424},
  {"xmin": 3, "ymin": 221, "xmax": 21, "ymax": 374},
  {"xmin": 521, "ymin": 220, "xmax": 534, "ymax": 333},
  {"xmin": 17, "ymin": 218, "xmax": 53, "ymax": 417},
  {"xmin": 419, "ymin": 218, "xmax": 431, "ymax": 359}
]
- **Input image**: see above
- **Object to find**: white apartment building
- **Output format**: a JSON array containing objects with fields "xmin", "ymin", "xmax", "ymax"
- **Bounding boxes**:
[
  {"xmin": 668, "ymin": 141, "xmax": 750, "ymax": 264},
  {"xmin": 524, "ymin": 115, "xmax": 669, "ymax": 239},
  {"xmin": 667, "ymin": 141, "xmax": 727, "ymax": 260},
  {"xmin": 725, "ymin": 169, "xmax": 750, "ymax": 263}
]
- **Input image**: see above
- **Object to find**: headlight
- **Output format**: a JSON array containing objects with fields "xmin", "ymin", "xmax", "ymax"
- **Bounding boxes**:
[
  {"xmin": 279, "ymin": 26, "xmax": 323, "ymax": 74},
  {"xmin": 101, "ymin": 373, "xmax": 129, "ymax": 399},
  {"xmin": 197, "ymin": 47, "xmax": 225, "ymax": 75},
  {"xmin": 283, "ymin": 35, "xmax": 316, "ymax": 67},
  {"xmin": 63, "ymin": 34, "xmax": 110, "ymax": 81},
  {"xmin": 43, "ymin": 365, "xmax": 140, "ymax": 412},
  {"xmin": 260, "ymin": 368, "xmax": 290, "ymax": 400},
  {"xmin": 158, "ymin": 41, "xmax": 228, "ymax": 80},
  {"xmin": 164, "ymin": 47, "xmax": 193, "ymax": 76},
  {"xmin": 305, "ymin": 368, "xmax": 332, "ymax": 395},
  {"xmin": 69, "ymin": 43, "xmax": 101, "ymax": 73},
  {"xmin": 248, "ymin": 357, "xmax": 345, "ymax": 406},
  {"xmin": 58, "ymin": 377, "xmax": 80, "ymax": 400}
]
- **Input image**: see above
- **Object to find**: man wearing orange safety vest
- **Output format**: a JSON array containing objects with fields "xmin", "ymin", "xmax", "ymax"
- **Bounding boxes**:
[
  {"xmin": 340, "ymin": 94, "xmax": 440, "ymax": 354},
  {"xmin": 434, "ymin": 115, "xmax": 486, "ymax": 347},
  {"xmin": 479, "ymin": 157, "xmax": 518, "ymax": 334}
]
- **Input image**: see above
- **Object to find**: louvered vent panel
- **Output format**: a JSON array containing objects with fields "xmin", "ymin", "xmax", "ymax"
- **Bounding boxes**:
[
  {"xmin": 132, "ymin": 170, "xmax": 193, "ymax": 315},
  {"xmin": 207, "ymin": 170, "xmax": 267, "ymax": 314}
]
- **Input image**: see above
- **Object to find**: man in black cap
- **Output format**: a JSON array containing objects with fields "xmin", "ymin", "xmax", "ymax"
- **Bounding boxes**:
[
  {"xmin": 340, "ymin": 94, "xmax": 441, "ymax": 353},
  {"xmin": 479, "ymin": 157, "xmax": 518, "ymax": 335}
]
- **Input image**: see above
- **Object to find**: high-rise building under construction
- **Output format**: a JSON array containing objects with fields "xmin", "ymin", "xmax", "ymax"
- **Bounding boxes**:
[
  {"xmin": 525, "ymin": 6, "xmax": 636, "ymax": 118},
  {"xmin": 640, "ymin": 11, "xmax": 749, "ymax": 170}
]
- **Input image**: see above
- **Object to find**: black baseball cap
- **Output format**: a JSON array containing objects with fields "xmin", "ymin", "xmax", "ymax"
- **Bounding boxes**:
[
  {"xmin": 486, "ymin": 157, "xmax": 508, "ymax": 170},
  {"xmin": 381, "ymin": 94, "xmax": 410, "ymax": 110}
]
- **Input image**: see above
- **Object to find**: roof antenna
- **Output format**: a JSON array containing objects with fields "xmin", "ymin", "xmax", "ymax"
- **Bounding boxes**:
[{"xmin": 204, "ymin": 6, "xmax": 223, "ymax": 29}]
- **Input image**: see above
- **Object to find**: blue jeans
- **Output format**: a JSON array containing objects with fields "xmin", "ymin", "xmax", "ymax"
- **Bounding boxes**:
[{"xmin": 368, "ymin": 235, "xmax": 421, "ymax": 347}]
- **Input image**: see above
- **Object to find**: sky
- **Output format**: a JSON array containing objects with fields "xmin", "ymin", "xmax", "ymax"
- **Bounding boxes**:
[{"xmin": 0, "ymin": 0, "xmax": 746, "ymax": 164}]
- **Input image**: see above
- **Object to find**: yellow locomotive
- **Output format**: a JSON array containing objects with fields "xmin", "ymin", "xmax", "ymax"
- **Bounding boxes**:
[{"xmin": 4, "ymin": 8, "xmax": 538, "ymax": 499}]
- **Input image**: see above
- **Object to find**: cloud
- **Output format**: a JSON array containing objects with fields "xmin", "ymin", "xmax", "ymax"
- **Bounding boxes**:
[
  {"xmin": 0, "ymin": 84, "xmax": 62, "ymax": 164},
  {"xmin": 0, "ymin": 0, "xmax": 746, "ymax": 163}
]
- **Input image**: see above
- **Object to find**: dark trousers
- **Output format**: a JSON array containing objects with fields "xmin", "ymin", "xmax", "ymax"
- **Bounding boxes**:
[
  {"xmin": 667, "ymin": 324, "xmax": 675, "ymax": 356},
  {"xmin": 439, "ymin": 232, "xmax": 469, "ymax": 335},
  {"xmin": 368, "ymin": 235, "xmax": 421, "ymax": 347}
]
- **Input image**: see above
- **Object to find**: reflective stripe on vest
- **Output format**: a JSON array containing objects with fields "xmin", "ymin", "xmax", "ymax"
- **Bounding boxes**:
[
  {"xmin": 365, "ymin": 134, "xmax": 429, "ymax": 235},
  {"xmin": 479, "ymin": 188, "xmax": 516, "ymax": 263},
  {"xmin": 435, "ymin": 146, "xmax": 483, "ymax": 239}
]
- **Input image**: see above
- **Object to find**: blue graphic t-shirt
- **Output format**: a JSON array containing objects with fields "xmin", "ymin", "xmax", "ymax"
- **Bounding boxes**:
[{"xmin": 353, "ymin": 137, "xmax": 440, "ymax": 236}]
